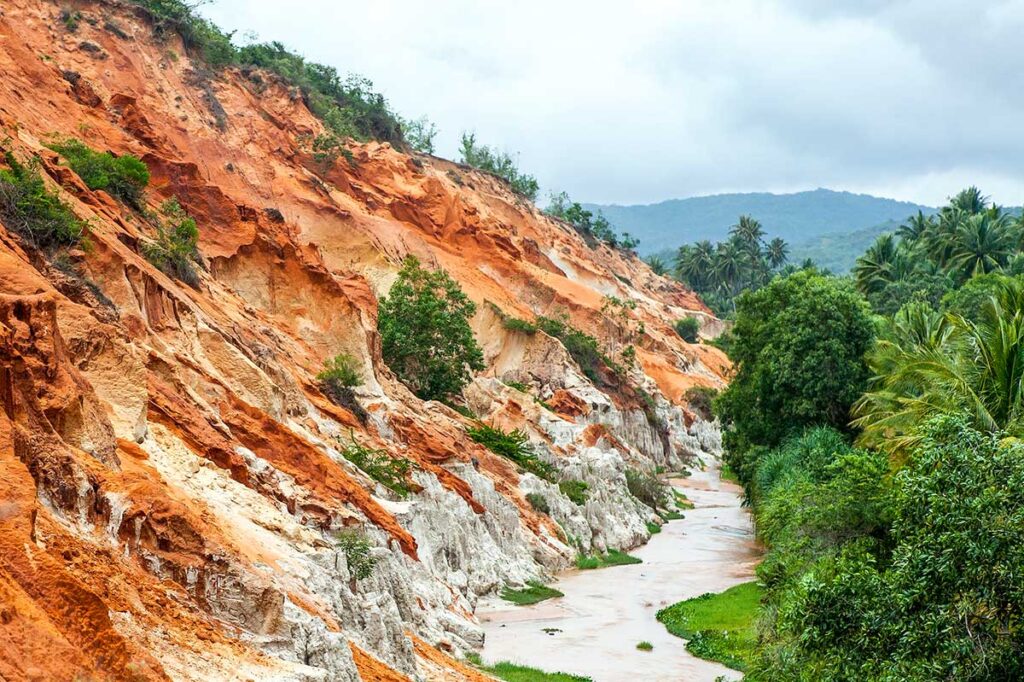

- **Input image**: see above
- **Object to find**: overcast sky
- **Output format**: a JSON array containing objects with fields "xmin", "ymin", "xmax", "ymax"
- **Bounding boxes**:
[{"xmin": 200, "ymin": 1, "xmax": 1024, "ymax": 208}]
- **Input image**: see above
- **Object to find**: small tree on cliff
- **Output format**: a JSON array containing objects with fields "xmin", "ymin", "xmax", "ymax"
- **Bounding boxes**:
[{"xmin": 378, "ymin": 257, "xmax": 485, "ymax": 402}]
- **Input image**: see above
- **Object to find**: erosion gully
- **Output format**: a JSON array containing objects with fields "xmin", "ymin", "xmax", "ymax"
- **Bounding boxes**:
[{"xmin": 478, "ymin": 460, "xmax": 761, "ymax": 681}]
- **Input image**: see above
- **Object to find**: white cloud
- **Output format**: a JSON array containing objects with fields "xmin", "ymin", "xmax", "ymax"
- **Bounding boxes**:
[{"xmin": 200, "ymin": 0, "xmax": 1023, "ymax": 207}]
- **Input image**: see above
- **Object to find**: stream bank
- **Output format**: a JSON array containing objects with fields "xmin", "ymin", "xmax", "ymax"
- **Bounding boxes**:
[{"xmin": 477, "ymin": 460, "xmax": 761, "ymax": 682}]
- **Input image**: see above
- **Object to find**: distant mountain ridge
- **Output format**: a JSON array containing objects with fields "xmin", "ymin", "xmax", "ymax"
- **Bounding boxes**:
[{"xmin": 585, "ymin": 188, "xmax": 934, "ymax": 257}]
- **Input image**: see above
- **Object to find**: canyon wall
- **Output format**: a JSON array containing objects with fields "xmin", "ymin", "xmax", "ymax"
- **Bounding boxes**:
[{"xmin": 0, "ymin": 1, "xmax": 727, "ymax": 679}]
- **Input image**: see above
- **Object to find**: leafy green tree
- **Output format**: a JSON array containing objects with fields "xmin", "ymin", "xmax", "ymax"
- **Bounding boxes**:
[
  {"xmin": 715, "ymin": 271, "xmax": 874, "ymax": 469},
  {"xmin": 760, "ymin": 417, "xmax": 1024, "ymax": 681},
  {"xmin": 400, "ymin": 116, "xmax": 438, "ymax": 154},
  {"xmin": 378, "ymin": 256, "xmax": 484, "ymax": 402}
]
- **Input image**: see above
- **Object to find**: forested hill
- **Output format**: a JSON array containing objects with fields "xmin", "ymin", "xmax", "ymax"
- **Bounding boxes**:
[{"xmin": 586, "ymin": 188, "xmax": 933, "ymax": 256}]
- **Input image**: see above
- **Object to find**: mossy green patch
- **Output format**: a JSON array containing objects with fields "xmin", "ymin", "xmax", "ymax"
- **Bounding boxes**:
[
  {"xmin": 465, "ymin": 654, "xmax": 592, "ymax": 682},
  {"xmin": 500, "ymin": 580, "xmax": 564, "ymax": 606},
  {"xmin": 656, "ymin": 581, "xmax": 761, "ymax": 672},
  {"xmin": 575, "ymin": 549, "xmax": 642, "ymax": 570}
]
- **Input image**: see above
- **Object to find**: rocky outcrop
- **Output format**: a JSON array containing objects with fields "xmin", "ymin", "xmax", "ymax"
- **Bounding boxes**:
[{"xmin": 0, "ymin": 1, "xmax": 728, "ymax": 679}]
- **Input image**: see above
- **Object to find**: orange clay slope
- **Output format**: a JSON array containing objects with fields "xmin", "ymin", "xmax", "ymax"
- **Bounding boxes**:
[{"xmin": 0, "ymin": 1, "xmax": 728, "ymax": 680}]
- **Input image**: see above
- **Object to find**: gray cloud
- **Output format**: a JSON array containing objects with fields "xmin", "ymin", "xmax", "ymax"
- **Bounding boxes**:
[{"xmin": 200, "ymin": 0, "xmax": 1024, "ymax": 207}]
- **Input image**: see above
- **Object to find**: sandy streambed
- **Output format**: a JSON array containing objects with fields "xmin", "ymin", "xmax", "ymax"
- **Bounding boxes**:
[{"xmin": 477, "ymin": 461, "xmax": 761, "ymax": 681}]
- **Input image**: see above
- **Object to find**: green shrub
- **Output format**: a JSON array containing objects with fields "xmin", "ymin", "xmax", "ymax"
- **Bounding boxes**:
[
  {"xmin": 625, "ymin": 468, "xmax": 668, "ymax": 510},
  {"xmin": 334, "ymin": 529, "xmax": 377, "ymax": 580},
  {"xmin": 141, "ymin": 198, "xmax": 200, "ymax": 287},
  {"xmin": 526, "ymin": 492, "xmax": 550, "ymax": 514},
  {"xmin": 467, "ymin": 423, "xmax": 555, "ymax": 481},
  {"xmin": 674, "ymin": 316, "xmax": 701, "ymax": 343},
  {"xmin": 503, "ymin": 317, "xmax": 538, "ymax": 334},
  {"xmin": 132, "ymin": 0, "xmax": 237, "ymax": 67},
  {"xmin": 336, "ymin": 433, "xmax": 412, "ymax": 498},
  {"xmin": 317, "ymin": 353, "xmax": 362, "ymax": 390},
  {"xmin": 60, "ymin": 7, "xmax": 82, "ymax": 32},
  {"xmin": 558, "ymin": 479, "xmax": 589, "ymax": 506},
  {"xmin": 545, "ymin": 190, "xmax": 635, "ymax": 250},
  {"xmin": 47, "ymin": 138, "xmax": 149, "ymax": 208},
  {"xmin": 0, "ymin": 152, "xmax": 86, "ymax": 248},
  {"xmin": 503, "ymin": 379, "xmax": 530, "ymax": 393},
  {"xmin": 378, "ymin": 256, "xmax": 484, "ymax": 402},
  {"xmin": 458, "ymin": 132, "xmax": 539, "ymax": 201},
  {"xmin": 500, "ymin": 580, "xmax": 563, "ymax": 606},
  {"xmin": 636, "ymin": 641, "xmax": 653, "ymax": 652}
]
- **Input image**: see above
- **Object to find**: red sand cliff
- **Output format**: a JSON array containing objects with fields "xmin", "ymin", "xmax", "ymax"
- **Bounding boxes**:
[{"xmin": 0, "ymin": 1, "xmax": 727, "ymax": 679}]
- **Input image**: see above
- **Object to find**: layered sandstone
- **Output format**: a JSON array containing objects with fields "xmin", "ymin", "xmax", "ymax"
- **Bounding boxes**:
[{"xmin": 0, "ymin": 1, "xmax": 726, "ymax": 679}]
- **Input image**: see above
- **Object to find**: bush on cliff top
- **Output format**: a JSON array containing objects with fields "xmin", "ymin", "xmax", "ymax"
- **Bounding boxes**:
[
  {"xmin": 378, "ymin": 256, "xmax": 484, "ymax": 403},
  {"xmin": 458, "ymin": 132, "xmax": 539, "ymax": 201},
  {"xmin": 129, "ymin": 1, "xmax": 408, "ymax": 146}
]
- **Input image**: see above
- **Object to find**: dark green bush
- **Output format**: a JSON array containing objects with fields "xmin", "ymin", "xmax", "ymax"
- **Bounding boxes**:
[
  {"xmin": 336, "ymin": 433, "xmax": 412, "ymax": 498},
  {"xmin": 467, "ymin": 423, "xmax": 555, "ymax": 481},
  {"xmin": 0, "ymin": 152, "xmax": 86, "ymax": 248},
  {"xmin": 674, "ymin": 316, "xmax": 701, "ymax": 343},
  {"xmin": 378, "ymin": 256, "xmax": 485, "ymax": 402},
  {"xmin": 141, "ymin": 198, "xmax": 200, "ymax": 287},
  {"xmin": 47, "ymin": 138, "xmax": 149, "ymax": 208},
  {"xmin": 558, "ymin": 479, "xmax": 589, "ymax": 506}
]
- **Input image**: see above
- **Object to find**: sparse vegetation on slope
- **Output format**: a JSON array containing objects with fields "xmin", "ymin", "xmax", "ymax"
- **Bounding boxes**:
[
  {"xmin": 465, "ymin": 654, "xmax": 592, "ymax": 682},
  {"xmin": 458, "ymin": 132, "xmax": 539, "ymax": 201},
  {"xmin": 141, "ymin": 198, "xmax": 201, "ymax": 287}
]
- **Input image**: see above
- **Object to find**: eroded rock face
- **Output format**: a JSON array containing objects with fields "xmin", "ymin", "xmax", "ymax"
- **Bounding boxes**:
[{"xmin": 0, "ymin": 1, "xmax": 728, "ymax": 679}]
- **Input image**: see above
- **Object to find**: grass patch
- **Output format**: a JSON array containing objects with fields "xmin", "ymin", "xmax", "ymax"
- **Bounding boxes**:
[
  {"xmin": 336, "ymin": 433, "xmax": 412, "ymax": 498},
  {"xmin": 720, "ymin": 463, "xmax": 740, "ymax": 485},
  {"xmin": 673, "ymin": 489, "xmax": 695, "ymax": 510},
  {"xmin": 465, "ymin": 654, "xmax": 591, "ymax": 682},
  {"xmin": 575, "ymin": 549, "xmax": 642, "ymax": 570},
  {"xmin": 558, "ymin": 479, "xmax": 589, "ymax": 505},
  {"xmin": 646, "ymin": 521, "xmax": 662, "ymax": 534},
  {"xmin": 656, "ymin": 581, "xmax": 761, "ymax": 672},
  {"xmin": 500, "ymin": 580, "xmax": 564, "ymax": 606},
  {"xmin": 659, "ymin": 510, "xmax": 685, "ymax": 521},
  {"xmin": 636, "ymin": 641, "xmax": 653, "ymax": 651}
]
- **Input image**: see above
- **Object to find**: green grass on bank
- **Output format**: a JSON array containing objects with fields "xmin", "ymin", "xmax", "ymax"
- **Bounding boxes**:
[
  {"xmin": 575, "ymin": 549, "xmax": 642, "ymax": 570},
  {"xmin": 464, "ymin": 654, "xmax": 592, "ymax": 682},
  {"xmin": 646, "ymin": 520, "xmax": 662, "ymax": 534},
  {"xmin": 719, "ymin": 463, "xmax": 740, "ymax": 485},
  {"xmin": 500, "ymin": 580, "xmax": 564, "ymax": 606},
  {"xmin": 656, "ymin": 581, "xmax": 762, "ymax": 672}
]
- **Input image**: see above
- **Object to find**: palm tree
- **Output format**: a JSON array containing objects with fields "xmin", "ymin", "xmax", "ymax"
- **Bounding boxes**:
[
  {"xmin": 852, "ymin": 280, "xmax": 1024, "ymax": 457},
  {"xmin": 674, "ymin": 241, "xmax": 715, "ymax": 291},
  {"xmin": 713, "ymin": 239, "xmax": 747, "ymax": 298},
  {"xmin": 897, "ymin": 210, "xmax": 934, "ymax": 244},
  {"xmin": 853, "ymin": 234, "xmax": 908, "ymax": 294},
  {"xmin": 730, "ymin": 215, "xmax": 765, "ymax": 254},
  {"xmin": 948, "ymin": 186, "xmax": 988, "ymax": 216},
  {"xmin": 947, "ymin": 211, "xmax": 1013, "ymax": 281},
  {"xmin": 765, "ymin": 237, "xmax": 789, "ymax": 269},
  {"xmin": 646, "ymin": 255, "xmax": 668, "ymax": 276}
]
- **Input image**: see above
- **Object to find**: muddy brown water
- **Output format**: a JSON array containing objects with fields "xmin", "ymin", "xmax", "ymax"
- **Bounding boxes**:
[{"xmin": 478, "ymin": 460, "xmax": 761, "ymax": 681}]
